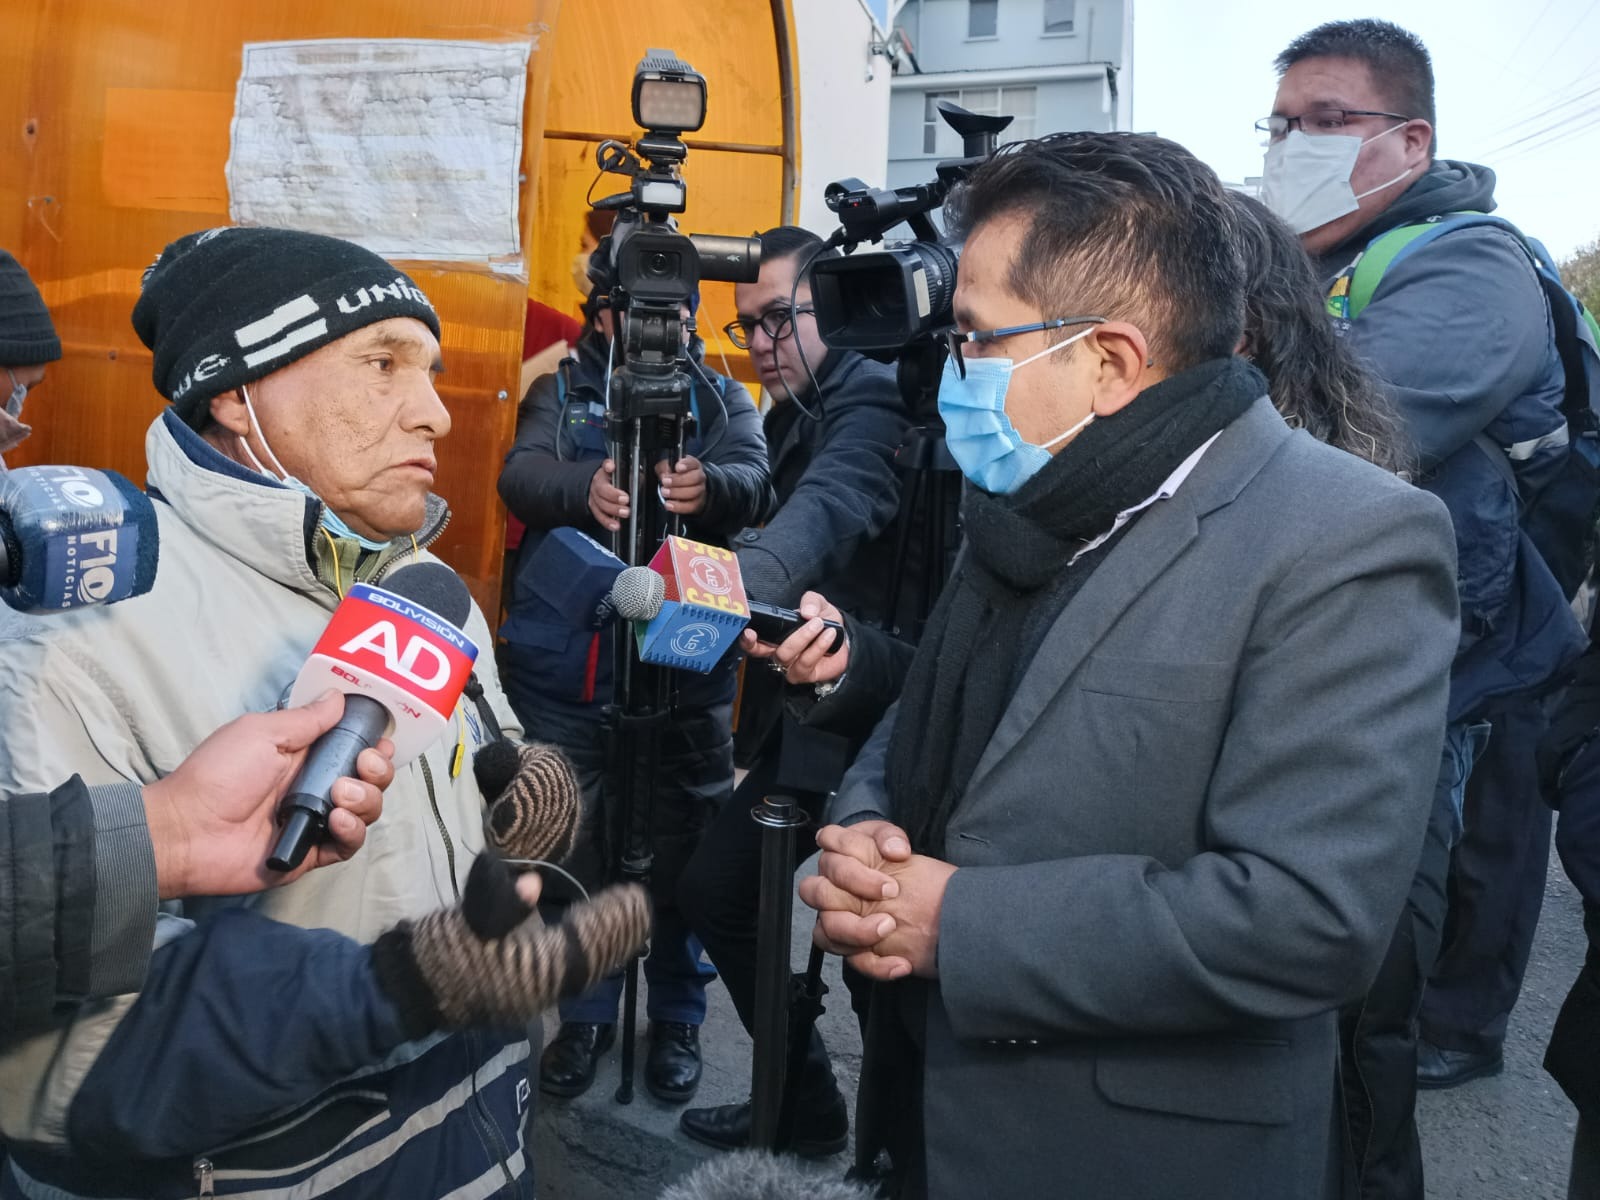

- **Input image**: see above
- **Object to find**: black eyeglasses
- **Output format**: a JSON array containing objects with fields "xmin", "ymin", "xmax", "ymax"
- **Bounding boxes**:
[
  {"xmin": 723, "ymin": 306, "xmax": 815, "ymax": 350},
  {"xmin": 942, "ymin": 316, "xmax": 1106, "ymax": 379},
  {"xmin": 1254, "ymin": 108, "xmax": 1412, "ymax": 140}
]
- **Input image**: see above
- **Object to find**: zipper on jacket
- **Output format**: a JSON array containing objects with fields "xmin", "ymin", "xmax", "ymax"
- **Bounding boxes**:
[
  {"xmin": 462, "ymin": 1031, "xmax": 519, "ymax": 1194},
  {"xmin": 193, "ymin": 1157, "xmax": 214, "ymax": 1197},
  {"xmin": 310, "ymin": 501, "xmax": 452, "ymax": 595},
  {"xmin": 417, "ymin": 753, "xmax": 460, "ymax": 903}
]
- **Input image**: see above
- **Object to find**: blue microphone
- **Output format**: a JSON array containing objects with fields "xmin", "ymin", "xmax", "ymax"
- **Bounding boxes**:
[{"xmin": 0, "ymin": 465, "xmax": 160, "ymax": 613}]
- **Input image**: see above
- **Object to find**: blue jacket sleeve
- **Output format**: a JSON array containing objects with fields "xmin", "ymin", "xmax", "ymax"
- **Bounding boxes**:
[
  {"xmin": 1346, "ymin": 226, "xmax": 1561, "ymax": 471},
  {"xmin": 67, "ymin": 906, "xmax": 412, "ymax": 1161}
]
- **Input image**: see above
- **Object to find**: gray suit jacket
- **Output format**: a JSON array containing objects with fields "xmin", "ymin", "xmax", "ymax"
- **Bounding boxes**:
[{"xmin": 829, "ymin": 397, "xmax": 1459, "ymax": 1200}]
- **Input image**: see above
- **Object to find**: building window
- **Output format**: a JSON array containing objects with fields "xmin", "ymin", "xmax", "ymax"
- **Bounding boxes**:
[
  {"xmin": 923, "ymin": 85, "xmax": 1037, "ymax": 155},
  {"xmin": 1044, "ymin": 0, "xmax": 1074, "ymax": 34},
  {"xmin": 999, "ymin": 85, "xmax": 1037, "ymax": 143},
  {"xmin": 968, "ymin": 0, "xmax": 998, "ymax": 38},
  {"xmin": 923, "ymin": 90, "xmax": 959, "ymax": 153}
]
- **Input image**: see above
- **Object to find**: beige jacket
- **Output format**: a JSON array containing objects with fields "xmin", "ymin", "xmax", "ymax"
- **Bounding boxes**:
[{"xmin": 0, "ymin": 411, "xmax": 520, "ymax": 1144}]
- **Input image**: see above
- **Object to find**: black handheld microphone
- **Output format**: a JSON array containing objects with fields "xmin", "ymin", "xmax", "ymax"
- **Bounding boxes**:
[
  {"xmin": 607, "ymin": 565, "xmax": 844, "ymax": 655},
  {"xmin": 268, "ymin": 562, "xmax": 476, "ymax": 872},
  {"xmin": 746, "ymin": 600, "xmax": 846, "ymax": 655},
  {"xmin": 0, "ymin": 465, "xmax": 159, "ymax": 613}
]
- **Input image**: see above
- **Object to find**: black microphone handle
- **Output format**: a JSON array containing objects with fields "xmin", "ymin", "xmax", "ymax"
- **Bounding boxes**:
[
  {"xmin": 745, "ymin": 601, "xmax": 846, "ymax": 656},
  {"xmin": 267, "ymin": 694, "xmax": 392, "ymax": 872}
]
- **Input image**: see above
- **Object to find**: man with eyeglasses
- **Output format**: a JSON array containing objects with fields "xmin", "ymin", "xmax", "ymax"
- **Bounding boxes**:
[
  {"xmin": 796, "ymin": 129, "xmax": 1457, "ymax": 1200},
  {"xmin": 0, "ymin": 250, "xmax": 61, "ymax": 468},
  {"xmin": 675, "ymin": 224, "xmax": 910, "ymax": 1156},
  {"xmin": 1263, "ymin": 20, "xmax": 1585, "ymax": 1200}
]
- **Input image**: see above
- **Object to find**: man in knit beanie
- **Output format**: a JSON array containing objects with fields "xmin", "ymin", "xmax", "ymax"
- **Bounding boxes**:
[
  {"xmin": 0, "ymin": 250, "xmax": 62, "ymax": 460},
  {"xmin": 0, "ymin": 225, "xmax": 576, "ymax": 1198},
  {"xmin": 132, "ymin": 225, "xmax": 446, "ymax": 556}
]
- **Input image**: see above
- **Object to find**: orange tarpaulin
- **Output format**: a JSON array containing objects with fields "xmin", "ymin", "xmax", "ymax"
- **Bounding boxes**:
[{"xmin": 1, "ymin": 0, "xmax": 796, "ymax": 614}]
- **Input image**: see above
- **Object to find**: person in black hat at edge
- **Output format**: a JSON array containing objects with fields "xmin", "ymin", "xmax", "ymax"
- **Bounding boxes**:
[
  {"xmin": 0, "ymin": 250, "xmax": 63, "ymax": 467},
  {"xmin": 497, "ymin": 247, "xmax": 771, "ymax": 1105},
  {"xmin": 675, "ymin": 225, "xmax": 913, "ymax": 1157}
]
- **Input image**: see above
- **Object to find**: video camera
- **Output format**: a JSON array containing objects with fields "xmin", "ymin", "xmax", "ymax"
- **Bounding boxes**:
[
  {"xmin": 810, "ymin": 102, "xmax": 1012, "ymax": 359},
  {"xmin": 588, "ymin": 49, "xmax": 761, "ymax": 428}
]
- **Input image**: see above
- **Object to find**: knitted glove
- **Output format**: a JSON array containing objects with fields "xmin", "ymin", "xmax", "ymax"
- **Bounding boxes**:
[
  {"xmin": 371, "ymin": 852, "xmax": 649, "ymax": 1038},
  {"xmin": 473, "ymin": 737, "xmax": 581, "ymax": 863}
]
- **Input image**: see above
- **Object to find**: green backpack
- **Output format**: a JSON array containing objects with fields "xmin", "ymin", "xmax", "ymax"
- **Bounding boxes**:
[{"xmin": 1327, "ymin": 211, "xmax": 1600, "ymax": 599}]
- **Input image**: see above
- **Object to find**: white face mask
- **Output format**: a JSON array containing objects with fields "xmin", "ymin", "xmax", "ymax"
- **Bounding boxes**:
[
  {"xmin": 1260, "ymin": 124, "xmax": 1415, "ymax": 235},
  {"xmin": 237, "ymin": 385, "xmax": 392, "ymax": 551}
]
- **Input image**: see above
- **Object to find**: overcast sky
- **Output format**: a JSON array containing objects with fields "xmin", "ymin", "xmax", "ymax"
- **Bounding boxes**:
[{"xmin": 1129, "ymin": 0, "xmax": 1600, "ymax": 261}]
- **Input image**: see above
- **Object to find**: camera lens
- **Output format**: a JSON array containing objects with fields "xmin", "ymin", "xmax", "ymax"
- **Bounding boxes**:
[{"xmin": 646, "ymin": 251, "xmax": 675, "ymax": 277}]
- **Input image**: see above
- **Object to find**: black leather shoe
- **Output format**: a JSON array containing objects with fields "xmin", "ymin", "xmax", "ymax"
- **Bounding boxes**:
[
  {"xmin": 679, "ymin": 1091, "xmax": 849, "ymax": 1157},
  {"xmin": 539, "ymin": 1022, "xmax": 615, "ymax": 1098},
  {"xmin": 646, "ymin": 1022, "xmax": 703, "ymax": 1103},
  {"xmin": 1416, "ymin": 1038, "xmax": 1503, "ymax": 1089}
]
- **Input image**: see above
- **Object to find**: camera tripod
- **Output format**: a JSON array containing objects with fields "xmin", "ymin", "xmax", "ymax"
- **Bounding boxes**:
[{"xmin": 602, "ymin": 337, "xmax": 692, "ymax": 1106}]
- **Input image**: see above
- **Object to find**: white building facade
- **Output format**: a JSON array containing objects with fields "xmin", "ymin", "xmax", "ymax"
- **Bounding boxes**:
[{"xmin": 886, "ymin": 0, "xmax": 1133, "ymax": 189}]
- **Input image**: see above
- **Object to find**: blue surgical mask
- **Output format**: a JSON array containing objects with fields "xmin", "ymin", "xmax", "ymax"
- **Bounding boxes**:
[
  {"xmin": 5, "ymin": 369, "xmax": 25, "ymax": 420},
  {"xmin": 937, "ymin": 327, "xmax": 1098, "ymax": 495},
  {"xmin": 238, "ymin": 385, "xmax": 393, "ymax": 552}
]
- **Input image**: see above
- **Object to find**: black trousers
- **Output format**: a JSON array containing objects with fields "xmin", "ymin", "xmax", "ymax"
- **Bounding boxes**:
[
  {"xmin": 519, "ymin": 697, "xmax": 732, "ymax": 1025},
  {"xmin": 678, "ymin": 742, "xmax": 868, "ymax": 1105},
  {"xmin": 1339, "ymin": 725, "xmax": 1464, "ymax": 1200},
  {"xmin": 1421, "ymin": 694, "xmax": 1553, "ymax": 1055}
]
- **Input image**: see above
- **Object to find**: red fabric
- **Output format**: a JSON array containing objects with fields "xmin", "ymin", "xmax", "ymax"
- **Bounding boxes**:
[
  {"xmin": 581, "ymin": 631, "xmax": 601, "ymax": 703},
  {"xmin": 523, "ymin": 299, "xmax": 582, "ymax": 359}
]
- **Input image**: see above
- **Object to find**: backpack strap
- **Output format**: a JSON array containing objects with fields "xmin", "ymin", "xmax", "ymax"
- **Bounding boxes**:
[{"xmin": 1344, "ymin": 212, "xmax": 1491, "ymax": 319}]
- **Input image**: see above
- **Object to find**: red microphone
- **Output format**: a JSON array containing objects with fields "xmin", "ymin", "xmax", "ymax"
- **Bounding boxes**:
[{"xmin": 268, "ymin": 563, "xmax": 477, "ymax": 871}]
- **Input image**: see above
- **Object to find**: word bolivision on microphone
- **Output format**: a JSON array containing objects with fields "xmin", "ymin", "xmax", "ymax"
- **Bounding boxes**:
[
  {"xmin": 269, "ymin": 562, "xmax": 478, "ymax": 871},
  {"xmin": 632, "ymin": 536, "xmax": 749, "ymax": 673},
  {"xmin": 0, "ymin": 465, "xmax": 159, "ymax": 614}
]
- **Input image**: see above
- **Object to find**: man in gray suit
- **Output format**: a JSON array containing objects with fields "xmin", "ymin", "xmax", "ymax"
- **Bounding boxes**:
[{"xmin": 799, "ymin": 131, "xmax": 1460, "ymax": 1199}]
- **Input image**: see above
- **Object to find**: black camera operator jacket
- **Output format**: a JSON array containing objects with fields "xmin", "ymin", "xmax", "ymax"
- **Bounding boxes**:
[
  {"xmin": 497, "ymin": 329, "xmax": 771, "ymax": 711},
  {"xmin": 733, "ymin": 349, "xmax": 910, "ymax": 618}
]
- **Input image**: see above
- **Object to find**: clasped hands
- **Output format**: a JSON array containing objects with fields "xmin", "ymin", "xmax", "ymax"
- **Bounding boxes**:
[{"xmin": 797, "ymin": 819, "xmax": 956, "ymax": 982}]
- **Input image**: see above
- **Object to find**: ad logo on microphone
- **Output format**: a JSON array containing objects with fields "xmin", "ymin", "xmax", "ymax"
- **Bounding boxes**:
[{"xmin": 313, "ymin": 583, "xmax": 478, "ymax": 716}]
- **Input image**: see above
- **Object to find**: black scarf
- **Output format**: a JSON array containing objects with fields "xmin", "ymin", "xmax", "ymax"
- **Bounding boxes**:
[{"xmin": 888, "ymin": 357, "xmax": 1265, "ymax": 855}]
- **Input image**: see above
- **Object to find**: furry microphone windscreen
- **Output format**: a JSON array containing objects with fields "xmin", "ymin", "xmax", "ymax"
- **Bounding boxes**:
[{"xmin": 656, "ymin": 1151, "xmax": 878, "ymax": 1200}]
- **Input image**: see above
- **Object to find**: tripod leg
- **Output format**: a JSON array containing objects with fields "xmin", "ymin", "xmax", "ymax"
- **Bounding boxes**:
[{"xmin": 615, "ymin": 955, "xmax": 640, "ymax": 1104}]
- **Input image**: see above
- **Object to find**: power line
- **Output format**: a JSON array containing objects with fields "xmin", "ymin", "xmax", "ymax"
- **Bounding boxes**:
[
  {"xmin": 1529, "ymin": 0, "xmax": 1600, "ymax": 81},
  {"xmin": 1476, "ymin": 81, "xmax": 1600, "ymax": 146},
  {"xmin": 1492, "ymin": 102, "xmax": 1600, "ymax": 164},
  {"xmin": 1478, "ymin": 88, "xmax": 1600, "ymax": 159},
  {"xmin": 1494, "ymin": 0, "xmax": 1562, "ymax": 85}
]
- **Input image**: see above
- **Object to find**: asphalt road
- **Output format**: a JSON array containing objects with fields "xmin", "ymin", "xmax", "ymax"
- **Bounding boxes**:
[{"xmin": 1418, "ymin": 839, "xmax": 1585, "ymax": 1199}]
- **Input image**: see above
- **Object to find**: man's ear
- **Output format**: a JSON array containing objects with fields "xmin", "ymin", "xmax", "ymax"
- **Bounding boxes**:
[
  {"xmin": 1086, "ymin": 322, "xmax": 1160, "ymax": 418},
  {"xmin": 208, "ymin": 388, "xmax": 250, "ymax": 438},
  {"xmin": 1402, "ymin": 118, "xmax": 1433, "ymax": 165}
]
